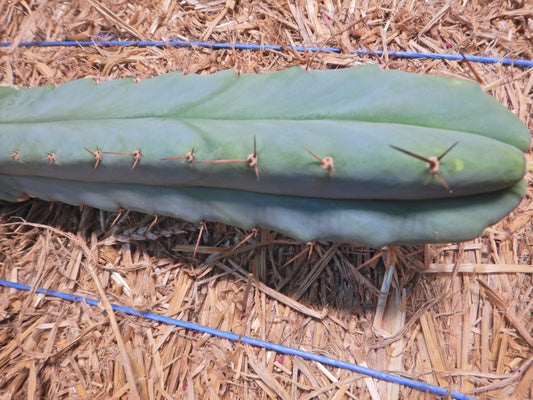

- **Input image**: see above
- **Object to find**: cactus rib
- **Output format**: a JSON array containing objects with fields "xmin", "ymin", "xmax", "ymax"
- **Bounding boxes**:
[
  {"xmin": 0, "ymin": 174, "xmax": 525, "ymax": 249},
  {"xmin": 0, "ymin": 66, "xmax": 529, "ymax": 201},
  {"xmin": 0, "ymin": 120, "xmax": 526, "ymax": 200}
]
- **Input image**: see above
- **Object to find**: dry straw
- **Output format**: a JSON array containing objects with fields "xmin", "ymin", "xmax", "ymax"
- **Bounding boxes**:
[{"xmin": 0, "ymin": 0, "xmax": 532, "ymax": 399}]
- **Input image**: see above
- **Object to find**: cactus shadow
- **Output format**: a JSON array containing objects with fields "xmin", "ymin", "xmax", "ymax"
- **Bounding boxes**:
[{"xmin": 0, "ymin": 199, "xmax": 423, "ymax": 315}]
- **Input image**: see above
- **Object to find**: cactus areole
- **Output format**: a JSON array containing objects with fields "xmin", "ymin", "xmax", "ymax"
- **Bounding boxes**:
[{"xmin": 0, "ymin": 66, "xmax": 529, "ymax": 248}]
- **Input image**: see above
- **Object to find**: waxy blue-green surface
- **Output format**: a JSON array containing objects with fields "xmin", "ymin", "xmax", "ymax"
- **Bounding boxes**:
[
  {"xmin": 0, "ymin": 66, "xmax": 529, "ymax": 247},
  {"xmin": 0, "ymin": 175, "xmax": 526, "ymax": 249},
  {"xmin": 0, "ymin": 66, "xmax": 528, "ymax": 200},
  {"xmin": 0, "ymin": 66, "xmax": 529, "ymax": 151}
]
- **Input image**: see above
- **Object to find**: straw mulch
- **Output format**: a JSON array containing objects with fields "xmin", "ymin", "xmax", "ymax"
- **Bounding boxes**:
[{"xmin": 1, "ymin": 1, "xmax": 532, "ymax": 399}]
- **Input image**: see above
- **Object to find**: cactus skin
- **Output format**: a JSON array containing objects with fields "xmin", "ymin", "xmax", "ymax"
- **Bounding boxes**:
[
  {"xmin": 0, "ymin": 66, "xmax": 528, "ymax": 200},
  {"xmin": 0, "ymin": 66, "xmax": 529, "ymax": 150},
  {"xmin": 0, "ymin": 175, "xmax": 525, "ymax": 248},
  {"xmin": 0, "ymin": 119, "xmax": 526, "ymax": 200},
  {"xmin": 0, "ymin": 66, "xmax": 529, "ymax": 247}
]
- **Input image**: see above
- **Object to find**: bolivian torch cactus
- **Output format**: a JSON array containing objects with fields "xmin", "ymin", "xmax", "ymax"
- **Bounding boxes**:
[{"xmin": 0, "ymin": 66, "xmax": 529, "ymax": 248}]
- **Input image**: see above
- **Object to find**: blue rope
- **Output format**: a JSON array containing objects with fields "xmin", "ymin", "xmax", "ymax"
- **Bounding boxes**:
[
  {"xmin": 1, "ymin": 40, "xmax": 532, "ymax": 68},
  {"xmin": 0, "ymin": 279, "xmax": 477, "ymax": 400}
]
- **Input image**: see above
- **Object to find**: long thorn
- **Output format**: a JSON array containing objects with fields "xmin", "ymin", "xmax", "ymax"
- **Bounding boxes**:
[
  {"xmin": 197, "ymin": 139, "xmax": 259, "ymax": 177},
  {"xmin": 461, "ymin": 54, "xmax": 484, "ymax": 84},
  {"xmin": 196, "ymin": 159, "xmax": 248, "ymax": 164},
  {"xmin": 162, "ymin": 149, "xmax": 195, "ymax": 163},
  {"xmin": 103, "ymin": 151, "xmax": 132, "ymax": 155},
  {"xmin": 306, "ymin": 148, "xmax": 333, "ymax": 176},
  {"xmin": 437, "ymin": 141, "xmax": 459, "ymax": 161},
  {"xmin": 110, "ymin": 209, "xmax": 127, "ymax": 229},
  {"xmin": 435, "ymin": 171, "xmax": 453, "ymax": 194},
  {"xmin": 305, "ymin": 148, "xmax": 323, "ymax": 162},
  {"xmin": 103, "ymin": 150, "xmax": 142, "ymax": 170},
  {"xmin": 231, "ymin": 228, "xmax": 258, "ymax": 252},
  {"xmin": 148, "ymin": 214, "xmax": 159, "ymax": 231},
  {"xmin": 161, "ymin": 156, "xmax": 187, "ymax": 160},
  {"xmin": 389, "ymin": 145, "xmax": 431, "ymax": 163}
]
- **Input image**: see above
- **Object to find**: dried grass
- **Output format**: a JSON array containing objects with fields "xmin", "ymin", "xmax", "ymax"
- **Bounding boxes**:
[{"xmin": 1, "ymin": 1, "xmax": 532, "ymax": 399}]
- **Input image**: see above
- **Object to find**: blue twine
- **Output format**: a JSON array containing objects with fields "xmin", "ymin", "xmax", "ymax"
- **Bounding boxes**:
[
  {"xmin": 0, "ymin": 40, "xmax": 532, "ymax": 68},
  {"xmin": 0, "ymin": 279, "xmax": 477, "ymax": 400}
]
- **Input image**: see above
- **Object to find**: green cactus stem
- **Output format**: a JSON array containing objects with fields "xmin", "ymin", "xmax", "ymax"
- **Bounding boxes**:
[{"xmin": 0, "ymin": 66, "xmax": 529, "ymax": 247}]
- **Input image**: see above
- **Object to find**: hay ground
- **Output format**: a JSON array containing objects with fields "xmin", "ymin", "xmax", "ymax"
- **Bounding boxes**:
[{"xmin": 1, "ymin": 1, "xmax": 532, "ymax": 399}]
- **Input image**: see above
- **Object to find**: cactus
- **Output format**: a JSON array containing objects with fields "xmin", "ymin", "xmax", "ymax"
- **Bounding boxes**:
[{"xmin": 0, "ymin": 66, "xmax": 529, "ymax": 248}]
